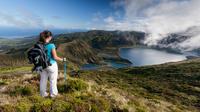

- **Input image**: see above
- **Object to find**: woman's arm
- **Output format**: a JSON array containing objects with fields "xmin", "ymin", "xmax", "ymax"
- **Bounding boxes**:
[{"xmin": 52, "ymin": 48, "xmax": 63, "ymax": 62}]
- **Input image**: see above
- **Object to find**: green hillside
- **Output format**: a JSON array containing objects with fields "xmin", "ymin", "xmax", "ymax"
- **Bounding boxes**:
[
  {"xmin": 0, "ymin": 58, "xmax": 199, "ymax": 112},
  {"xmin": 3, "ymin": 30, "xmax": 144, "ymax": 66}
]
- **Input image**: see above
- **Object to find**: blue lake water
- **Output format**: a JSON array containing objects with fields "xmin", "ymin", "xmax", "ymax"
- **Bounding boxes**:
[
  {"xmin": 81, "ymin": 47, "xmax": 187, "ymax": 70},
  {"xmin": 119, "ymin": 47, "xmax": 187, "ymax": 66}
]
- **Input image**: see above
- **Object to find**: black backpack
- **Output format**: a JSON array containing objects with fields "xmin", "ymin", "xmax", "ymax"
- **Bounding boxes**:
[{"xmin": 27, "ymin": 42, "xmax": 51, "ymax": 73}]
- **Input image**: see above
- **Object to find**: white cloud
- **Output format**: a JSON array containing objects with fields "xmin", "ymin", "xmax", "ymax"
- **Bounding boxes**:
[
  {"xmin": 0, "ymin": 9, "xmax": 54, "ymax": 29},
  {"xmin": 105, "ymin": 0, "xmax": 200, "ymax": 51},
  {"xmin": 104, "ymin": 16, "xmax": 115, "ymax": 23},
  {"xmin": 92, "ymin": 12, "xmax": 103, "ymax": 22},
  {"xmin": 179, "ymin": 35, "xmax": 200, "ymax": 51},
  {"xmin": 52, "ymin": 16, "xmax": 61, "ymax": 20}
]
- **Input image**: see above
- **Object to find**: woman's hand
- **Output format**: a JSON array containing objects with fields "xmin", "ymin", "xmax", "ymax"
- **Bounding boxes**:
[{"xmin": 62, "ymin": 58, "xmax": 67, "ymax": 62}]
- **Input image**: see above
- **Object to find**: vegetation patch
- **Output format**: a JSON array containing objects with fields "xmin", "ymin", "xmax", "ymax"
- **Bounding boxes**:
[
  {"xmin": 16, "ymin": 102, "xmax": 32, "ymax": 112},
  {"xmin": 31, "ymin": 98, "xmax": 53, "ymax": 112},
  {"xmin": 0, "ymin": 66, "xmax": 31, "ymax": 74},
  {"xmin": 8, "ymin": 85, "xmax": 34, "ymax": 96},
  {"xmin": 58, "ymin": 78, "xmax": 88, "ymax": 93},
  {"xmin": 0, "ymin": 80, "xmax": 8, "ymax": 85}
]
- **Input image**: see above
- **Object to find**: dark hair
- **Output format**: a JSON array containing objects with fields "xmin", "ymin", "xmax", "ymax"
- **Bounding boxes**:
[{"xmin": 39, "ymin": 30, "xmax": 52, "ymax": 43}]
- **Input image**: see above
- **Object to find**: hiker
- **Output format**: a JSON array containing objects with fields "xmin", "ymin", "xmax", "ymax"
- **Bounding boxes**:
[{"xmin": 37, "ymin": 30, "xmax": 66, "ymax": 98}]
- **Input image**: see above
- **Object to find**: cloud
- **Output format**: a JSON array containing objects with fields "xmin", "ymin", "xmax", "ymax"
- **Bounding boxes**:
[
  {"xmin": 52, "ymin": 16, "xmax": 61, "ymax": 19},
  {"xmin": 104, "ymin": 16, "xmax": 115, "ymax": 23},
  {"xmin": 0, "ymin": 11, "xmax": 27, "ymax": 28},
  {"xmin": 105, "ymin": 0, "xmax": 200, "ymax": 51},
  {"xmin": 104, "ymin": 16, "xmax": 145, "ymax": 31},
  {"xmin": 92, "ymin": 12, "xmax": 103, "ymax": 22},
  {"xmin": 179, "ymin": 35, "xmax": 200, "ymax": 51},
  {"xmin": 0, "ymin": 9, "xmax": 54, "ymax": 29},
  {"xmin": 110, "ymin": 0, "xmax": 126, "ymax": 9},
  {"xmin": 86, "ymin": 12, "xmax": 107, "ymax": 30}
]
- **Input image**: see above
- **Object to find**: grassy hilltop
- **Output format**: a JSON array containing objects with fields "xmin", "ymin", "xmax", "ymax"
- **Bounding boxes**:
[{"xmin": 0, "ymin": 58, "xmax": 199, "ymax": 112}]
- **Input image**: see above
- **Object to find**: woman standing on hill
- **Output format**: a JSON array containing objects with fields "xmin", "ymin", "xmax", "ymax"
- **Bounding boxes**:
[{"xmin": 38, "ymin": 30, "xmax": 66, "ymax": 98}]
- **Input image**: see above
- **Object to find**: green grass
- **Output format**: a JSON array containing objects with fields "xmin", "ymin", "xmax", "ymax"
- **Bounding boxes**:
[
  {"xmin": 0, "ymin": 75, "xmax": 111, "ymax": 112},
  {"xmin": 0, "ymin": 59, "xmax": 200, "ymax": 112},
  {"xmin": 0, "ymin": 38, "xmax": 21, "ymax": 46},
  {"xmin": 0, "ymin": 80, "xmax": 8, "ymax": 85},
  {"xmin": 16, "ymin": 102, "xmax": 32, "ymax": 112},
  {"xmin": 7, "ymin": 84, "xmax": 37, "ymax": 97},
  {"xmin": 78, "ymin": 59, "xmax": 200, "ymax": 111},
  {"xmin": 0, "ymin": 66, "xmax": 32, "ymax": 74},
  {"xmin": 58, "ymin": 78, "xmax": 88, "ymax": 93}
]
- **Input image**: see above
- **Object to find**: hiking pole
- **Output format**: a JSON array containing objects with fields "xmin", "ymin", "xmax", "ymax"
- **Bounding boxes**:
[
  {"xmin": 63, "ymin": 58, "xmax": 67, "ymax": 83},
  {"xmin": 64, "ymin": 62, "xmax": 67, "ymax": 82}
]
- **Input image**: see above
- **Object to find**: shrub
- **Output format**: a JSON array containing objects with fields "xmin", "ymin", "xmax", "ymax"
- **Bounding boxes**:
[
  {"xmin": 31, "ymin": 99, "xmax": 53, "ymax": 112},
  {"xmin": 90, "ymin": 104, "xmax": 99, "ymax": 112},
  {"xmin": 0, "ymin": 104, "xmax": 15, "ymax": 112},
  {"xmin": 69, "ymin": 79, "xmax": 88, "ymax": 91},
  {"xmin": 9, "ymin": 86, "xmax": 33, "ymax": 96},
  {"xmin": 111, "ymin": 107, "xmax": 129, "ymax": 112},
  {"xmin": 52, "ymin": 100, "xmax": 72, "ymax": 112},
  {"xmin": 16, "ymin": 102, "xmax": 32, "ymax": 112},
  {"xmin": 29, "ymin": 95, "xmax": 44, "ymax": 103},
  {"xmin": 58, "ymin": 79, "xmax": 88, "ymax": 93},
  {"xmin": 73, "ymin": 102, "xmax": 89, "ymax": 112},
  {"xmin": 0, "ymin": 80, "xmax": 8, "ymax": 85},
  {"xmin": 88, "ymin": 97, "xmax": 110, "ymax": 112}
]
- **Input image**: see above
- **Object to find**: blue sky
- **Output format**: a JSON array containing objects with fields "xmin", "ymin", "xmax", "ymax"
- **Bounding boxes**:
[
  {"xmin": 0, "ymin": 0, "xmax": 123, "ymax": 31},
  {"xmin": 0, "ymin": 0, "xmax": 198, "ymax": 41},
  {"xmin": 1, "ymin": 0, "xmax": 197, "ymax": 51}
]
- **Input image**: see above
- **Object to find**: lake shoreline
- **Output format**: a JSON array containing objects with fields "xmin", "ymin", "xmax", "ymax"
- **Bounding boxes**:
[
  {"xmin": 80, "ymin": 44, "xmax": 200, "ymax": 70},
  {"xmin": 119, "ymin": 47, "xmax": 187, "ymax": 66}
]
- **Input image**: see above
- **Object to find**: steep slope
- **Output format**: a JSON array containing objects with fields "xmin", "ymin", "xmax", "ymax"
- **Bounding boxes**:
[{"xmin": 57, "ymin": 40, "xmax": 101, "ymax": 65}]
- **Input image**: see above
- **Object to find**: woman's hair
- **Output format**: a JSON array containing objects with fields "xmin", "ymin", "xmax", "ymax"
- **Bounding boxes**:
[{"xmin": 39, "ymin": 30, "xmax": 52, "ymax": 43}]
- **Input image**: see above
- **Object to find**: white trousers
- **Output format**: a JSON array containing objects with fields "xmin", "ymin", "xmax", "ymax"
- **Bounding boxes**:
[{"xmin": 39, "ymin": 62, "xmax": 58, "ymax": 97}]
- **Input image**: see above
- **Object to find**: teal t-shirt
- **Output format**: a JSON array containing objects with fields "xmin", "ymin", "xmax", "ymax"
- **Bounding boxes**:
[{"xmin": 45, "ymin": 43, "xmax": 56, "ymax": 64}]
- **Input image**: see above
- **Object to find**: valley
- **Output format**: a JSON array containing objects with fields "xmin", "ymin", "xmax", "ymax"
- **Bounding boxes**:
[{"xmin": 0, "ymin": 30, "xmax": 200, "ymax": 112}]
